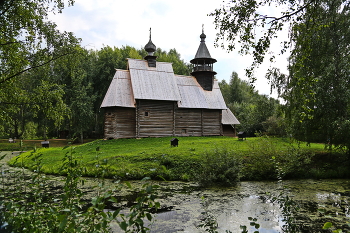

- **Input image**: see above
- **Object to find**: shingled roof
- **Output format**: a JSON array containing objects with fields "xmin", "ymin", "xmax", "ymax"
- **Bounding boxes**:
[
  {"xmin": 222, "ymin": 108, "xmax": 240, "ymax": 125},
  {"xmin": 175, "ymin": 75, "xmax": 226, "ymax": 109},
  {"xmin": 100, "ymin": 70, "xmax": 135, "ymax": 108},
  {"xmin": 190, "ymin": 30, "xmax": 217, "ymax": 64},
  {"xmin": 101, "ymin": 59, "xmax": 226, "ymax": 110}
]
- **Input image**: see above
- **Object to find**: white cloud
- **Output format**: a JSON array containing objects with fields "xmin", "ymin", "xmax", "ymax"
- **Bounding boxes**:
[{"xmin": 50, "ymin": 0, "xmax": 290, "ymax": 98}]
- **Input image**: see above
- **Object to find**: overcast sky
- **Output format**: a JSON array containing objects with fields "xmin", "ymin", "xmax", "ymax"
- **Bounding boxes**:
[{"xmin": 50, "ymin": 0, "xmax": 289, "ymax": 97}]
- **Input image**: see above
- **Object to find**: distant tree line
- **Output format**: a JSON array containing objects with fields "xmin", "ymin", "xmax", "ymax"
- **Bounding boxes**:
[{"xmin": 219, "ymin": 72, "xmax": 285, "ymax": 137}]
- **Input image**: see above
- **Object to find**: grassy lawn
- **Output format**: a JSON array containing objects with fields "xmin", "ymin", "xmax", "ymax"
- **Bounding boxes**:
[{"xmin": 7, "ymin": 136, "xmax": 343, "ymax": 182}]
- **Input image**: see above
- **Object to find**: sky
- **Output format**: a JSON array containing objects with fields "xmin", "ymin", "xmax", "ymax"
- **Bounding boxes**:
[{"xmin": 50, "ymin": 0, "xmax": 290, "ymax": 97}]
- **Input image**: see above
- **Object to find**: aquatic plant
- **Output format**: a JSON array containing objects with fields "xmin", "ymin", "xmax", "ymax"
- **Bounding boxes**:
[{"xmin": 0, "ymin": 145, "xmax": 159, "ymax": 232}]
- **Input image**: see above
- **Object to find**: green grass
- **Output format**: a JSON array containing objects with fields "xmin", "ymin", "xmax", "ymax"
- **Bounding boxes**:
[{"xmin": 8, "ymin": 136, "xmax": 344, "ymax": 182}]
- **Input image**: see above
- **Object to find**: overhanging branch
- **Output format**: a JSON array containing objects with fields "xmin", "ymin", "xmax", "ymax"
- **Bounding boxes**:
[
  {"xmin": 0, "ymin": 0, "xmax": 15, "ymax": 17},
  {"xmin": 256, "ymin": 0, "xmax": 314, "ymax": 23},
  {"xmin": 0, "ymin": 41, "xmax": 21, "ymax": 46},
  {"xmin": 0, "ymin": 50, "xmax": 76, "ymax": 85}
]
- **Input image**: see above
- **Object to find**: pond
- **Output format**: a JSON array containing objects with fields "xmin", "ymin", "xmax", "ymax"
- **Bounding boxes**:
[
  {"xmin": 114, "ymin": 179, "xmax": 350, "ymax": 233},
  {"xmin": 2, "ymin": 152, "xmax": 350, "ymax": 232}
]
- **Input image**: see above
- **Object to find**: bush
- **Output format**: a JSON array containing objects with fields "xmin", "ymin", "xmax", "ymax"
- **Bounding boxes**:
[
  {"xmin": 194, "ymin": 148, "xmax": 242, "ymax": 187},
  {"xmin": 241, "ymin": 136, "xmax": 314, "ymax": 180}
]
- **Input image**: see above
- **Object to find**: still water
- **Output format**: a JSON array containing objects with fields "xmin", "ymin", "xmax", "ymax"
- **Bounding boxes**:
[
  {"xmin": 3, "ymin": 153, "xmax": 349, "ymax": 232},
  {"xmin": 122, "ymin": 179, "xmax": 350, "ymax": 233}
]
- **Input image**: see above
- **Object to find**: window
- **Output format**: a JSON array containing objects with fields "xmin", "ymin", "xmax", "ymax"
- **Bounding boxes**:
[{"xmin": 144, "ymin": 111, "xmax": 149, "ymax": 117}]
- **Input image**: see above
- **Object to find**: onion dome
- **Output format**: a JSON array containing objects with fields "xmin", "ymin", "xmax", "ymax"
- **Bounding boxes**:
[
  {"xmin": 145, "ymin": 28, "xmax": 156, "ymax": 56},
  {"xmin": 144, "ymin": 28, "xmax": 157, "ymax": 67}
]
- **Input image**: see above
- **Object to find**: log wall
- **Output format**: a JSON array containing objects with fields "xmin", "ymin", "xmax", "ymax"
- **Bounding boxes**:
[
  {"xmin": 104, "ymin": 102, "xmax": 224, "ymax": 139},
  {"xmin": 137, "ymin": 100, "xmax": 175, "ymax": 137},
  {"xmin": 202, "ymin": 109, "xmax": 222, "ymax": 136},
  {"xmin": 222, "ymin": 125, "xmax": 236, "ymax": 137},
  {"xmin": 104, "ymin": 107, "xmax": 136, "ymax": 139},
  {"xmin": 175, "ymin": 108, "xmax": 202, "ymax": 136},
  {"xmin": 104, "ymin": 109, "xmax": 117, "ymax": 139}
]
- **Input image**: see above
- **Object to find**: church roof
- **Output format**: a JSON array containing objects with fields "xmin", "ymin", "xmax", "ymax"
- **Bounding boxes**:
[
  {"xmin": 222, "ymin": 108, "xmax": 240, "ymax": 125},
  {"xmin": 101, "ymin": 59, "xmax": 226, "ymax": 110},
  {"xmin": 190, "ymin": 30, "xmax": 217, "ymax": 63},
  {"xmin": 100, "ymin": 70, "xmax": 135, "ymax": 108},
  {"xmin": 128, "ymin": 59, "xmax": 181, "ymax": 101},
  {"xmin": 194, "ymin": 40, "xmax": 212, "ymax": 59},
  {"xmin": 176, "ymin": 75, "xmax": 226, "ymax": 109}
]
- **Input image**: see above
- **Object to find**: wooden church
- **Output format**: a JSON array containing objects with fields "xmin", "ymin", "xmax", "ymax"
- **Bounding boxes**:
[{"xmin": 101, "ymin": 29, "xmax": 240, "ymax": 139}]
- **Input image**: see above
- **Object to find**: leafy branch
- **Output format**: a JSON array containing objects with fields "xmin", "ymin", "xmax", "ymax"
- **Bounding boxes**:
[{"xmin": 0, "ymin": 50, "xmax": 77, "ymax": 85}]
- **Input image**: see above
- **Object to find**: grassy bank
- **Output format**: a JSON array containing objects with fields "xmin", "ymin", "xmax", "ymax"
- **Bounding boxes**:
[{"xmin": 7, "ymin": 136, "xmax": 350, "ymax": 182}]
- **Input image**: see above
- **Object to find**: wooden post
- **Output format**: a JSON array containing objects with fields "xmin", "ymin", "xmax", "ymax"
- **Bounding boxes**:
[
  {"xmin": 201, "ymin": 109, "xmax": 204, "ymax": 136},
  {"xmin": 136, "ymin": 100, "xmax": 140, "ymax": 138},
  {"xmin": 220, "ymin": 112, "xmax": 223, "ymax": 136},
  {"xmin": 173, "ymin": 102, "xmax": 176, "ymax": 136}
]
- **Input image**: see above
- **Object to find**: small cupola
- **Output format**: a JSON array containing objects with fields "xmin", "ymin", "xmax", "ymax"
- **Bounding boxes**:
[
  {"xmin": 190, "ymin": 25, "xmax": 217, "ymax": 91},
  {"xmin": 144, "ymin": 28, "xmax": 157, "ymax": 67}
]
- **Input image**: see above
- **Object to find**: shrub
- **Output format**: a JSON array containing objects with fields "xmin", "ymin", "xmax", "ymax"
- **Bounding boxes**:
[
  {"xmin": 241, "ymin": 136, "xmax": 314, "ymax": 180},
  {"xmin": 194, "ymin": 148, "xmax": 242, "ymax": 187}
]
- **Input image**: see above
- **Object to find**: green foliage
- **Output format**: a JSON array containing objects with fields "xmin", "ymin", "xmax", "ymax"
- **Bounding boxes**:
[
  {"xmin": 219, "ymin": 72, "xmax": 283, "ymax": 136},
  {"xmin": 210, "ymin": 0, "xmax": 347, "ymax": 81},
  {"xmin": 262, "ymin": 115, "xmax": 287, "ymax": 137},
  {"xmin": 323, "ymin": 221, "xmax": 349, "ymax": 233},
  {"xmin": 194, "ymin": 148, "xmax": 241, "ymax": 187},
  {"xmin": 242, "ymin": 136, "xmax": 314, "ymax": 180},
  {"xmin": 270, "ymin": 191, "xmax": 301, "ymax": 232},
  {"xmin": 0, "ymin": 146, "xmax": 159, "ymax": 232},
  {"xmin": 0, "ymin": 0, "xmax": 79, "ymax": 84},
  {"xmin": 240, "ymin": 217, "xmax": 260, "ymax": 233},
  {"xmin": 219, "ymin": 72, "xmax": 253, "ymax": 105},
  {"xmin": 266, "ymin": 0, "xmax": 350, "ymax": 152},
  {"xmin": 154, "ymin": 48, "xmax": 191, "ymax": 75},
  {"xmin": 117, "ymin": 178, "xmax": 160, "ymax": 233},
  {"xmin": 8, "ymin": 137, "xmax": 331, "ymax": 182},
  {"xmin": 197, "ymin": 196, "xmax": 219, "ymax": 233},
  {"xmin": 197, "ymin": 196, "xmax": 261, "ymax": 233},
  {"xmin": 0, "ymin": 0, "xmax": 78, "ymax": 139}
]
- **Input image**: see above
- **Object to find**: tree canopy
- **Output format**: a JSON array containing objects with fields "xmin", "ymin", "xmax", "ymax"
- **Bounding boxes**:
[
  {"xmin": 219, "ymin": 72, "xmax": 282, "ymax": 136},
  {"xmin": 0, "ymin": 0, "xmax": 79, "ymax": 85},
  {"xmin": 268, "ymin": 0, "xmax": 350, "ymax": 152},
  {"xmin": 210, "ymin": 0, "xmax": 349, "ymax": 81},
  {"xmin": 212, "ymin": 0, "xmax": 350, "ymax": 152}
]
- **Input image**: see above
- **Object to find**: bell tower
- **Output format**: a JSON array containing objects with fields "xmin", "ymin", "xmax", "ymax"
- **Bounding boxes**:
[{"xmin": 190, "ymin": 26, "xmax": 217, "ymax": 91}]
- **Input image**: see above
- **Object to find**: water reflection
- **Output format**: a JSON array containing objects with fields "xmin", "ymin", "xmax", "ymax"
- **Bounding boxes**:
[{"xmin": 142, "ymin": 179, "xmax": 350, "ymax": 232}]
